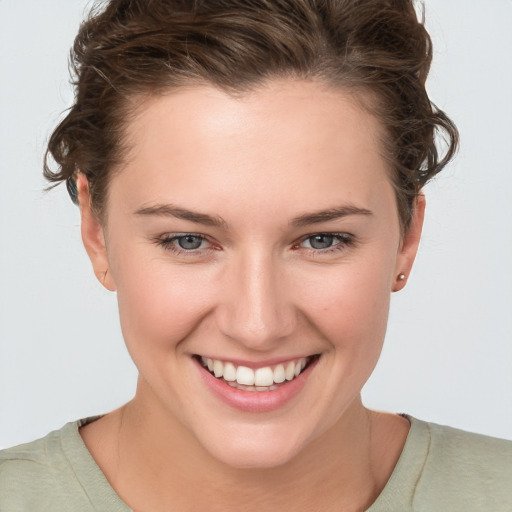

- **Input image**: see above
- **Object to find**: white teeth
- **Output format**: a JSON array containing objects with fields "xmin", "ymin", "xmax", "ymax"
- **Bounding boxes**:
[
  {"xmin": 273, "ymin": 364, "xmax": 286, "ymax": 383},
  {"xmin": 294, "ymin": 359, "xmax": 306, "ymax": 377},
  {"xmin": 227, "ymin": 382, "xmax": 280, "ymax": 391},
  {"xmin": 200, "ymin": 356, "xmax": 312, "ymax": 389},
  {"xmin": 213, "ymin": 359, "xmax": 223, "ymax": 378},
  {"xmin": 285, "ymin": 361, "xmax": 295, "ymax": 381},
  {"xmin": 236, "ymin": 366, "xmax": 255, "ymax": 386},
  {"xmin": 223, "ymin": 362, "xmax": 237, "ymax": 382},
  {"xmin": 254, "ymin": 367, "xmax": 274, "ymax": 387}
]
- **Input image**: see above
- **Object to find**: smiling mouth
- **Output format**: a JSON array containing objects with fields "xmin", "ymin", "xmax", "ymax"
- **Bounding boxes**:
[{"xmin": 196, "ymin": 355, "xmax": 319, "ymax": 392}]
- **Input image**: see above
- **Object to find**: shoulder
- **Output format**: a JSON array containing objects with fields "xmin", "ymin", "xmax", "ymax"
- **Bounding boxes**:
[
  {"xmin": 0, "ymin": 427, "xmax": 65, "ymax": 480},
  {"xmin": 0, "ymin": 421, "xmax": 95, "ymax": 512},
  {"xmin": 413, "ymin": 418, "xmax": 512, "ymax": 511},
  {"xmin": 422, "ymin": 420, "xmax": 512, "ymax": 481}
]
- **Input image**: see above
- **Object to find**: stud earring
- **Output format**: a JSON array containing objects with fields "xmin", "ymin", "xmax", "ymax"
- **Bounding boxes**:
[{"xmin": 397, "ymin": 273, "xmax": 406, "ymax": 281}]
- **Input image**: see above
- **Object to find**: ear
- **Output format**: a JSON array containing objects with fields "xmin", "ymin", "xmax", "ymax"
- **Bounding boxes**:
[
  {"xmin": 392, "ymin": 195, "xmax": 425, "ymax": 292},
  {"xmin": 77, "ymin": 174, "xmax": 116, "ymax": 291}
]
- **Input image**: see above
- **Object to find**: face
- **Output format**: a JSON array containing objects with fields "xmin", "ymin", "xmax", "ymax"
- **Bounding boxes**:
[{"xmin": 79, "ymin": 80, "xmax": 423, "ymax": 469}]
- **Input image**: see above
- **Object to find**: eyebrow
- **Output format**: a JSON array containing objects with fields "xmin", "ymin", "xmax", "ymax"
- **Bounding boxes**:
[
  {"xmin": 134, "ymin": 203, "xmax": 372, "ymax": 229},
  {"xmin": 135, "ymin": 204, "xmax": 228, "ymax": 228},
  {"xmin": 290, "ymin": 206, "xmax": 373, "ymax": 227}
]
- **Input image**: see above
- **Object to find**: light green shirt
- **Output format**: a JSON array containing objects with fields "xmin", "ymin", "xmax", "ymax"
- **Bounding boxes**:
[{"xmin": 1, "ymin": 415, "xmax": 511, "ymax": 511}]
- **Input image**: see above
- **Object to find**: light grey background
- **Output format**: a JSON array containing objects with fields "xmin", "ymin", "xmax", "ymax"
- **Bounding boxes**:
[{"xmin": 0, "ymin": 0, "xmax": 511, "ymax": 448}]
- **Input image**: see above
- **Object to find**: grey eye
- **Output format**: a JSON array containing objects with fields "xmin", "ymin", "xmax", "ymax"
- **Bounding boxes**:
[
  {"xmin": 177, "ymin": 235, "xmax": 204, "ymax": 250},
  {"xmin": 307, "ymin": 235, "xmax": 335, "ymax": 250}
]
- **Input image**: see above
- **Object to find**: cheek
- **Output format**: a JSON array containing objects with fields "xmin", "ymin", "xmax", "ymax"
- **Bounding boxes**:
[
  {"xmin": 109, "ymin": 231, "xmax": 397, "ymax": 373},
  {"xmin": 294, "ymin": 256, "xmax": 394, "ymax": 354},
  {"xmin": 111, "ymin": 251, "xmax": 216, "ymax": 359}
]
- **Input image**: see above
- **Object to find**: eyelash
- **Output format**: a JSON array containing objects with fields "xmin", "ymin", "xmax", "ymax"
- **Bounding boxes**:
[
  {"xmin": 155, "ymin": 233, "xmax": 214, "ymax": 255},
  {"xmin": 294, "ymin": 233, "xmax": 355, "ymax": 255},
  {"xmin": 155, "ymin": 232, "xmax": 355, "ymax": 257}
]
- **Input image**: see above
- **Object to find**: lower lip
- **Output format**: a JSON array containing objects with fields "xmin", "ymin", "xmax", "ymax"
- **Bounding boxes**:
[{"xmin": 195, "ymin": 357, "xmax": 318, "ymax": 413}]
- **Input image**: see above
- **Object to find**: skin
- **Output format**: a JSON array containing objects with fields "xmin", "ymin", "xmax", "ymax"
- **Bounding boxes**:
[{"xmin": 78, "ymin": 79, "xmax": 425, "ymax": 511}]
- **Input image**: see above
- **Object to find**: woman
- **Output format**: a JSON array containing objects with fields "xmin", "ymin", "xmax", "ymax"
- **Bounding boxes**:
[{"xmin": 1, "ymin": 0, "xmax": 510, "ymax": 510}]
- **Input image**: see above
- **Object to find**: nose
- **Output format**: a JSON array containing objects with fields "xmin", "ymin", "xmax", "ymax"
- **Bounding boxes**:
[{"xmin": 215, "ymin": 250, "xmax": 296, "ymax": 350}]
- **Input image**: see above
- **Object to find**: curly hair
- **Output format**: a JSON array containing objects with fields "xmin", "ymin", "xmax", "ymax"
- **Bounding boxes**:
[{"xmin": 44, "ymin": 0, "xmax": 458, "ymax": 231}]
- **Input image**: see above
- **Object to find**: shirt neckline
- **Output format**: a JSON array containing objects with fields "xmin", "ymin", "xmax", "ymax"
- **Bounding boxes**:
[
  {"xmin": 366, "ymin": 415, "xmax": 430, "ymax": 510},
  {"xmin": 60, "ymin": 416, "xmax": 132, "ymax": 511},
  {"xmin": 60, "ymin": 414, "xmax": 430, "ymax": 511}
]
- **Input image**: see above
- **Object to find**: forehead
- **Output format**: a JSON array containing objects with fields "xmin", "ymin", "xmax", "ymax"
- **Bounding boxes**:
[{"xmin": 111, "ymin": 79, "xmax": 394, "ymax": 223}]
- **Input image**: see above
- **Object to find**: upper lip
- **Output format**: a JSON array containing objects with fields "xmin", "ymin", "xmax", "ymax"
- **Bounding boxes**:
[{"xmin": 195, "ymin": 354, "xmax": 319, "ymax": 369}]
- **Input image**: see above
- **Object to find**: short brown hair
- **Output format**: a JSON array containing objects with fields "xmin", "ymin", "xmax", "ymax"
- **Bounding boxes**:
[{"xmin": 44, "ymin": 0, "xmax": 458, "ymax": 230}]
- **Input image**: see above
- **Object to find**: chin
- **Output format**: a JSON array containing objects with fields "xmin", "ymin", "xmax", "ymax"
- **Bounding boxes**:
[
  {"xmin": 196, "ymin": 423, "xmax": 307, "ymax": 470},
  {"xmin": 208, "ymin": 444, "xmax": 301, "ymax": 470}
]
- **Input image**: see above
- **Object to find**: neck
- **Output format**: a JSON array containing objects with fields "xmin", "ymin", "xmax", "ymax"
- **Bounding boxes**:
[{"xmin": 81, "ymin": 386, "xmax": 408, "ymax": 512}]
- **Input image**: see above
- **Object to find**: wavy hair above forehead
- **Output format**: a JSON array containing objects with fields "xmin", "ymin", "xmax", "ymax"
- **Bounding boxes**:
[{"xmin": 44, "ymin": 0, "xmax": 458, "ymax": 231}]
